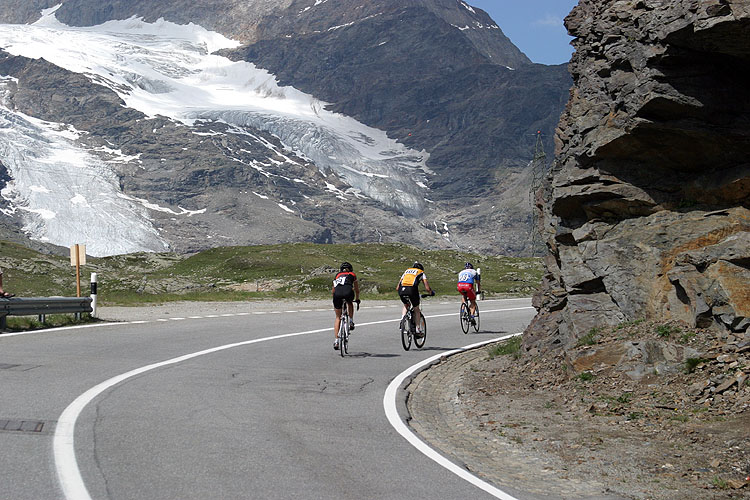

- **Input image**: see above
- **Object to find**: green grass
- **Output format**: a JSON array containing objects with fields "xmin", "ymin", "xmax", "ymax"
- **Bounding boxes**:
[
  {"xmin": 710, "ymin": 476, "xmax": 728, "ymax": 489},
  {"xmin": 678, "ymin": 331, "xmax": 696, "ymax": 344},
  {"xmin": 655, "ymin": 324, "xmax": 681, "ymax": 338},
  {"xmin": 615, "ymin": 318, "xmax": 645, "ymax": 330},
  {"xmin": 488, "ymin": 336, "xmax": 522, "ymax": 359},
  {"xmin": 3, "ymin": 314, "xmax": 99, "ymax": 332},
  {"xmin": 576, "ymin": 327, "xmax": 600, "ymax": 347},
  {"xmin": 0, "ymin": 240, "xmax": 543, "ymax": 306},
  {"xmin": 578, "ymin": 371, "xmax": 595, "ymax": 382}
]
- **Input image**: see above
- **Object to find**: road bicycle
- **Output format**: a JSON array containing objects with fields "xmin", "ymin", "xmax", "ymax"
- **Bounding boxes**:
[
  {"xmin": 400, "ymin": 293, "xmax": 433, "ymax": 351},
  {"xmin": 338, "ymin": 299, "xmax": 359, "ymax": 357},
  {"xmin": 459, "ymin": 292, "xmax": 480, "ymax": 334}
]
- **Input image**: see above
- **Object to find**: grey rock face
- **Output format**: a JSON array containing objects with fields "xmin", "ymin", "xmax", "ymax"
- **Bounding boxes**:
[{"xmin": 526, "ymin": 0, "xmax": 750, "ymax": 351}]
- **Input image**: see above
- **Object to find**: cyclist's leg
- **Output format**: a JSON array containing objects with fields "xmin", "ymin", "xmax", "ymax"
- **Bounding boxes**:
[
  {"xmin": 346, "ymin": 298, "xmax": 355, "ymax": 329},
  {"xmin": 333, "ymin": 294, "xmax": 344, "ymax": 348},
  {"xmin": 334, "ymin": 307, "xmax": 342, "ymax": 337},
  {"xmin": 411, "ymin": 289, "xmax": 422, "ymax": 331},
  {"xmin": 399, "ymin": 289, "xmax": 410, "ymax": 319},
  {"xmin": 465, "ymin": 287, "xmax": 477, "ymax": 315}
]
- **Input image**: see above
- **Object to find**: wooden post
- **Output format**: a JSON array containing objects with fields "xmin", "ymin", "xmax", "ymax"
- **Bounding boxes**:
[
  {"xmin": 75, "ymin": 244, "xmax": 81, "ymax": 297},
  {"xmin": 70, "ymin": 244, "xmax": 86, "ymax": 297}
]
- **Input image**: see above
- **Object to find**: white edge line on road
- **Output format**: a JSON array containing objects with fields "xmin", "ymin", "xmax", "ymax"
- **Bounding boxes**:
[
  {"xmin": 383, "ymin": 333, "xmax": 524, "ymax": 500},
  {"xmin": 52, "ymin": 314, "xmax": 407, "ymax": 500},
  {"xmin": 53, "ymin": 326, "xmax": 330, "ymax": 500},
  {"xmin": 50, "ymin": 305, "xmax": 534, "ymax": 500}
]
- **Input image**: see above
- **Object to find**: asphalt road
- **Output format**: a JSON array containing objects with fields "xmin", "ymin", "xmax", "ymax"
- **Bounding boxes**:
[{"xmin": 0, "ymin": 297, "xmax": 535, "ymax": 500}]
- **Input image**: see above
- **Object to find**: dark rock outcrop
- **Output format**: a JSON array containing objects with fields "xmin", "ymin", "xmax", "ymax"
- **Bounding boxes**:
[{"xmin": 526, "ymin": 0, "xmax": 750, "ymax": 351}]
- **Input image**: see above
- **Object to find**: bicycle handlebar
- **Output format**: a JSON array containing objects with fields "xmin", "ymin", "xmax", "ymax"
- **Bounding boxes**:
[
  {"xmin": 355, "ymin": 298, "xmax": 361, "ymax": 310},
  {"xmin": 420, "ymin": 291, "xmax": 436, "ymax": 298}
]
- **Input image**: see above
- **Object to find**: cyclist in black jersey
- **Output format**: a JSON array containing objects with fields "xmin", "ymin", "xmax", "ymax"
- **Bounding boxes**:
[{"xmin": 332, "ymin": 262, "xmax": 360, "ymax": 350}]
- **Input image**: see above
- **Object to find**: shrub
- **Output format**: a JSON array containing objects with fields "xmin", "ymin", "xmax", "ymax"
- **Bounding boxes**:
[
  {"xmin": 655, "ymin": 324, "xmax": 681, "ymax": 338},
  {"xmin": 576, "ymin": 328, "xmax": 600, "ymax": 347}
]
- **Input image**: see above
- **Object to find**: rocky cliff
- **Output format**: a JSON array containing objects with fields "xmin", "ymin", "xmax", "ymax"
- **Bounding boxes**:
[{"xmin": 526, "ymin": 0, "xmax": 750, "ymax": 350}]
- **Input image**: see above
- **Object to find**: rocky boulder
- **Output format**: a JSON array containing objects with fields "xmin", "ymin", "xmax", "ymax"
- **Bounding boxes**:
[{"xmin": 526, "ymin": 0, "xmax": 750, "ymax": 352}]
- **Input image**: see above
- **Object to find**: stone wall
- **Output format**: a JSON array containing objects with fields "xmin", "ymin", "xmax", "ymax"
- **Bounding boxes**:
[{"xmin": 525, "ymin": 0, "xmax": 750, "ymax": 352}]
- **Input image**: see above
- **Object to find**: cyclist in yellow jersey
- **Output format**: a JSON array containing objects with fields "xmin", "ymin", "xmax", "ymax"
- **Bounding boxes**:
[{"xmin": 397, "ymin": 261, "xmax": 434, "ymax": 337}]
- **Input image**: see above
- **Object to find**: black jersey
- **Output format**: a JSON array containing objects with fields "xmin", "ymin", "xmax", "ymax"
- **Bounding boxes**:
[{"xmin": 333, "ymin": 271, "xmax": 357, "ymax": 290}]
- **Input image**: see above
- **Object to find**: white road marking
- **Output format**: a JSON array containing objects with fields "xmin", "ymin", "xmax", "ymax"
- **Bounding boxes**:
[
  {"xmin": 53, "ymin": 326, "xmax": 331, "ymax": 500},
  {"xmin": 383, "ymin": 334, "xmax": 524, "ymax": 500},
  {"xmin": 50, "ymin": 305, "xmax": 532, "ymax": 500}
]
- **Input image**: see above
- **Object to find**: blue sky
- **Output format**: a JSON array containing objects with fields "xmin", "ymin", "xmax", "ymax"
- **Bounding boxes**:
[{"xmin": 467, "ymin": 0, "xmax": 579, "ymax": 65}]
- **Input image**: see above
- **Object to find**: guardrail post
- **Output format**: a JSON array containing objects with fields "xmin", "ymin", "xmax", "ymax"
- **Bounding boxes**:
[{"xmin": 90, "ymin": 272, "xmax": 98, "ymax": 318}]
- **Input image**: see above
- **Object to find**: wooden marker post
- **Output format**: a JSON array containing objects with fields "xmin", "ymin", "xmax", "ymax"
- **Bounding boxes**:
[{"xmin": 70, "ymin": 244, "xmax": 87, "ymax": 297}]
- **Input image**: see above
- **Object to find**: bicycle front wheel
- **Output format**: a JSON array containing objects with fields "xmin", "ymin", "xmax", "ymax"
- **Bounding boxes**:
[
  {"xmin": 414, "ymin": 316, "xmax": 427, "ymax": 348},
  {"xmin": 400, "ymin": 314, "xmax": 412, "ymax": 351},
  {"xmin": 472, "ymin": 304, "xmax": 480, "ymax": 333},
  {"xmin": 459, "ymin": 302, "xmax": 470, "ymax": 334}
]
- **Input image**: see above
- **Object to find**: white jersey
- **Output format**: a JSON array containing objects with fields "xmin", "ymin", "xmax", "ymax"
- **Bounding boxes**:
[{"xmin": 458, "ymin": 268, "xmax": 479, "ymax": 284}]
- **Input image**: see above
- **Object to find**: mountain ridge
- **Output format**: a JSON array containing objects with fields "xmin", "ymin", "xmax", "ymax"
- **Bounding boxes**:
[{"xmin": 0, "ymin": 0, "xmax": 572, "ymax": 256}]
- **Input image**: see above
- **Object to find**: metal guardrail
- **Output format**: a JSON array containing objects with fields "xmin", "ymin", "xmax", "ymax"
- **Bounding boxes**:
[{"xmin": 0, "ymin": 297, "xmax": 93, "ymax": 330}]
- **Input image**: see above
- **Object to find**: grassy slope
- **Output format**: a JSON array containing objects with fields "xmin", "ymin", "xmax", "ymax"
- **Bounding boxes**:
[{"xmin": 0, "ymin": 240, "xmax": 542, "ymax": 306}]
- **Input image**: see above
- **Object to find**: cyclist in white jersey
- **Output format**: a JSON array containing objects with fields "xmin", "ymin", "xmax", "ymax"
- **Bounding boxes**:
[{"xmin": 457, "ymin": 262, "xmax": 481, "ymax": 324}]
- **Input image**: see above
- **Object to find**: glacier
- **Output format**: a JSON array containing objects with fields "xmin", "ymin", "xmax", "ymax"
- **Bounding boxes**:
[
  {"xmin": 0, "ymin": 8, "xmax": 431, "ymax": 255},
  {"xmin": 0, "ymin": 97, "xmax": 169, "ymax": 255}
]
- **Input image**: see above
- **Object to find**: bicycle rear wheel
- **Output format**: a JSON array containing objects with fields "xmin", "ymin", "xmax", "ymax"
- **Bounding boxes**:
[
  {"xmin": 459, "ymin": 302, "xmax": 470, "ymax": 334},
  {"xmin": 400, "ymin": 312, "xmax": 412, "ymax": 351},
  {"xmin": 472, "ymin": 304, "xmax": 480, "ymax": 333},
  {"xmin": 340, "ymin": 312, "xmax": 349, "ymax": 357},
  {"xmin": 414, "ymin": 316, "xmax": 427, "ymax": 348}
]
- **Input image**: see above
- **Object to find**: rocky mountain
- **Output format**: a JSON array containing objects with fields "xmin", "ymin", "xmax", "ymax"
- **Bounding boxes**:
[
  {"xmin": 0, "ymin": 0, "xmax": 571, "ymax": 256},
  {"xmin": 526, "ymin": 0, "xmax": 750, "ymax": 349}
]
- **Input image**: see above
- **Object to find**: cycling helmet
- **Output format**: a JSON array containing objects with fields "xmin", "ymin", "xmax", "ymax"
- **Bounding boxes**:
[
  {"xmin": 340, "ymin": 262, "xmax": 353, "ymax": 272},
  {"xmin": 465, "ymin": 262, "xmax": 474, "ymax": 269},
  {"xmin": 412, "ymin": 261, "xmax": 424, "ymax": 270}
]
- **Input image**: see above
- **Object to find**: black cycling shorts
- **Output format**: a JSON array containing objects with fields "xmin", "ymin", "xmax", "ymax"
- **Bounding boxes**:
[
  {"xmin": 333, "ymin": 287, "xmax": 354, "ymax": 310},
  {"xmin": 398, "ymin": 285, "xmax": 420, "ymax": 308}
]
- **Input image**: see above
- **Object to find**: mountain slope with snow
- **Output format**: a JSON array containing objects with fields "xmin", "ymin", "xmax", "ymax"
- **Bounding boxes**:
[{"xmin": 0, "ymin": 1, "xmax": 572, "ymax": 256}]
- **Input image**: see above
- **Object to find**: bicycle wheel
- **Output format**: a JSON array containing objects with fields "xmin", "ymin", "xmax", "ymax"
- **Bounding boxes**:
[
  {"xmin": 414, "ymin": 316, "xmax": 427, "ymax": 348},
  {"xmin": 400, "ymin": 312, "xmax": 412, "ymax": 351},
  {"xmin": 459, "ymin": 302, "xmax": 470, "ymax": 334},
  {"xmin": 340, "ymin": 312, "xmax": 349, "ymax": 357},
  {"xmin": 472, "ymin": 304, "xmax": 480, "ymax": 333}
]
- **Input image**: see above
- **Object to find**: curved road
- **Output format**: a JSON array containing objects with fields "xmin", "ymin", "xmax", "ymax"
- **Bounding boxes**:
[{"xmin": 0, "ymin": 297, "xmax": 534, "ymax": 500}]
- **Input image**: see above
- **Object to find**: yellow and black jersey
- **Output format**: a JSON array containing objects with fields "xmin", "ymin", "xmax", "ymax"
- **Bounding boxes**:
[{"xmin": 398, "ymin": 267, "xmax": 426, "ymax": 287}]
